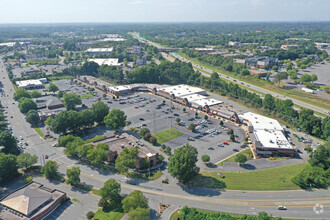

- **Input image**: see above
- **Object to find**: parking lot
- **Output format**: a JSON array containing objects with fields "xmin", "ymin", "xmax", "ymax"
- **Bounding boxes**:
[{"xmin": 44, "ymin": 79, "xmax": 246, "ymax": 165}]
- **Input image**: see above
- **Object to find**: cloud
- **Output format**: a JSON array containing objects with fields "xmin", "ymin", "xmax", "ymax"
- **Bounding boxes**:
[
  {"xmin": 129, "ymin": 0, "xmax": 146, "ymax": 5},
  {"xmin": 250, "ymin": 0, "xmax": 265, "ymax": 8}
]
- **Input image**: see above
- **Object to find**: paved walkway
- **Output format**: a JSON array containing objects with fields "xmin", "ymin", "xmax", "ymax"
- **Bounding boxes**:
[
  {"xmin": 203, "ymin": 158, "xmax": 305, "ymax": 172},
  {"xmin": 160, "ymin": 205, "xmax": 179, "ymax": 220}
]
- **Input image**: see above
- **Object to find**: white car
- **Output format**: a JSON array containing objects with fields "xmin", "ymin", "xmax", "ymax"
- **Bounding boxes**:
[{"xmin": 20, "ymin": 136, "xmax": 23, "ymax": 140}]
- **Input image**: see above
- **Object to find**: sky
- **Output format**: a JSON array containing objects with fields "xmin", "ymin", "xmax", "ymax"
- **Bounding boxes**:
[{"xmin": 0, "ymin": 0, "xmax": 329, "ymax": 23}]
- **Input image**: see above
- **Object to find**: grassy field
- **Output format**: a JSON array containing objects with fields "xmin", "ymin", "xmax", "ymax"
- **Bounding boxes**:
[
  {"xmin": 34, "ymin": 128, "xmax": 44, "ymax": 138},
  {"xmin": 189, "ymin": 163, "xmax": 306, "ymax": 190},
  {"xmin": 169, "ymin": 208, "xmax": 304, "ymax": 220},
  {"xmin": 153, "ymin": 128, "xmax": 184, "ymax": 144},
  {"xmin": 217, "ymin": 148, "xmax": 253, "ymax": 166},
  {"xmin": 80, "ymin": 93, "xmax": 94, "ymax": 99},
  {"xmin": 94, "ymin": 208, "xmax": 124, "ymax": 220},
  {"xmin": 179, "ymin": 52, "xmax": 330, "ymax": 110},
  {"xmin": 84, "ymin": 135, "xmax": 107, "ymax": 144}
]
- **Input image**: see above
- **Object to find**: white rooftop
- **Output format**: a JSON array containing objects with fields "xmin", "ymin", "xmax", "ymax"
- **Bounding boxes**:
[
  {"xmin": 239, "ymin": 112, "xmax": 283, "ymax": 131},
  {"xmin": 88, "ymin": 58, "xmax": 120, "ymax": 66},
  {"xmin": 85, "ymin": 48, "xmax": 113, "ymax": 53},
  {"xmin": 100, "ymin": 38, "xmax": 126, "ymax": 42},
  {"xmin": 16, "ymin": 79, "xmax": 44, "ymax": 87},
  {"xmin": 109, "ymin": 85, "xmax": 131, "ymax": 92},
  {"xmin": 181, "ymin": 93, "xmax": 223, "ymax": 106},
  {"xmin": 159, "ymin": 85, "xmax": 205, "ymax": 98},
  {"xmin": 254, "ymin": 129, "xmax": 292, "ymax": 150}
]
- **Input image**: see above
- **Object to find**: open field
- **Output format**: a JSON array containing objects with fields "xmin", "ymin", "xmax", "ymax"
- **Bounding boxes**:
[
  {"xmin": 94, "ymin": 208, "xmax": 124, "ymax": 220},
  {"xmin": 153, "ymin": 128, "xmax": 184, "ymax": 144},
  {"xmin": 179, "ymin": 52, "xmax": 330, "ymax": 110},
  {"xmin": 189, "ymin": 163, "xmax": 306, "ymax": 190}
]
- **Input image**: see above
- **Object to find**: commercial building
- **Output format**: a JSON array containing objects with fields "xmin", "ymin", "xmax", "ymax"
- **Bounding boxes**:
[
  {"xmin": 194, "ymin": 48, "xmax": 215, "ymax": 53},
  {"xmin": 228, "ymin": 41, "xmax": 242, "ymax": 47},
  {"xmin": 248, "ymin": 69, "xmax": 268, "ymax": 76},
  {"xmin": 84, "ymin": 48, "xmax": 113, "ymax": 55},
  {"xmin": 34, "ymin": 96, "xmax": 64, "ymax": 110},
  {"xmin": 108, "ymin": 85, "xmax": 132, "ymax": 96},
  {"xmin": 157, "ymin": 84, "xmax": 206, "ymax": 100},
  {"xmin": 93, "ymin": 133, "xmax": 158, "ymax": 169},
  {"xmin": 88, "ymin": 58, "xmax": 121, "ymax": 67},
  {"xmin": 234, "ymin": 56, "xmax": 279, "ymax": 69},
  {"xmin": 280, "ymin": 45, "xmax": 298, "ymax": 50},
  {"xmin": 16, "ymin": 78, "xmax": 48, "ymax": 89},
  {"xmin": 240, "ymin": 112, "xmax": 294, "ymax": 157},
  {"xmin": 0, "ymin": 182, "xmax": 67, "ymax": 220}
]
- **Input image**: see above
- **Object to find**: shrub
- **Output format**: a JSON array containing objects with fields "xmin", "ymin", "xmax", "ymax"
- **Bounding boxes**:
[
  {"xmin": 161, "ymin": 144, "xmax": 166, "ymax": 150},
  {"xmin": 24, "ymin": 176, "xmax": 33, "ymax": 183},
  {"xmin": 144, "ymin": 133, "xmax": 151, "ymax": 141},
  {"xmin": 165, "ymin": 146, "xmax": 171, "ymax": 155},
  {"xmin": 149, "ymin": 136, "xmax": 157, "ymax": 145},
  {"xmin": 86, "ymin": 211, "xmax": 95, "ymax": 220}
]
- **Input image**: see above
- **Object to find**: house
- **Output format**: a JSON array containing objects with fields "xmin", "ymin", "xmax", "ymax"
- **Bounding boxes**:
[
  {"xmin": 281, "ymin": 45, "xmax": 298, "ymax": 50},
  {"xmin": 0, "ymin": 181, "xmax": 67, "ymax": 220},
  {"xmin": 136, "ymin": 56, "xmax": 147, "ymax": 66}
]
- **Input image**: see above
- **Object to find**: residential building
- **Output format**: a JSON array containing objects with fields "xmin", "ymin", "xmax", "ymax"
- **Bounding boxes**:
[
  {"xmin": 0, "ymin": 182, "xmax": 67, "ymax": 220},
  {"xmin": 280, "ymin": 44, "xmax": 298, "ymax": 50}
]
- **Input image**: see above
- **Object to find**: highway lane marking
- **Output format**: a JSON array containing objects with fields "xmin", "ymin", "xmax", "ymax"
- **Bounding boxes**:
[{"xmin": 56, "ymin": 161, "xmax": 330, "ymax": 207}]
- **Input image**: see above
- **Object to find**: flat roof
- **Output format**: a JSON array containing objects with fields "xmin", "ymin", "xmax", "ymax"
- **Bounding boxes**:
[
  {"xmin": 181, "ymin": 93, "xmax": 223, "ymax": 106},
  {"xmin": 239, "ymin": 112, "xmax": 283, "ymax": 131},
  {"xmin": 159, "ymin": 84, "xmax": 205, "ymax": 98},
  {"xmin": 88, "ymin": 58, "xmax": 120, "ymax": 66},
  {"xmin": 254, "ymin": 129, "xmax": 292, "ymax": 150},
  {"xmin": 16, "ymin": 79, "xmax": 43, "ymax": 87},
  {"xmin": 109, "ymin": 85, "xmax": 131, "ymax": 92},
  {"xmin": 85, "ymin": 47, "xmax": 113, "ymax": 53}
]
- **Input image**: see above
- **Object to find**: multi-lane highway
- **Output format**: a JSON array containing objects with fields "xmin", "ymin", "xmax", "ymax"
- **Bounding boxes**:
[
  {"xmin": 131, "ymin": 33, "xmax": 330, "ymax": 116},
  {"xmin": 0, "ymin": 58, "xmax": 329, "ymax": 219}
]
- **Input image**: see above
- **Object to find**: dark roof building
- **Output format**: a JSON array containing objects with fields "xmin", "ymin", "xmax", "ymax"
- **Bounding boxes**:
[
  {"xmin": 0, "ymin": 182, "xmax": 67, "ymax": 220},
  {"xmin": 34, "ymin": 96, "xmax": 64, "ymax": 110}
]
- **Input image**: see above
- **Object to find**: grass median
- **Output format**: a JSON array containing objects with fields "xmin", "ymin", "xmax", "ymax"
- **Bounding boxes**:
[
  {"xmin": 153, "ymin": 128, "xmax": 184, "ymax": 144},
  {"xmin": 189, "ymin": 163, "xmax": 306, "ymax": 190},
  {"xmin": 34, "ymin": 128, "xmax": 44, "ymax": 138}
]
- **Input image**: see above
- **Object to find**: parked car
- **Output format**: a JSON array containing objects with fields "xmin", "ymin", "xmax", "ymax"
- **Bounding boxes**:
[
  {"xmin": 223, "ymin": 141, "xmax": 229, "ymax": 145},
  {"xmin": 45, "ymin": 155, "xmax": 48, "ymax": 159},
  {"xmin": 139, "ymin": 118, "xmax": 145, "ymax": 121},
  {"xmin": 208, "ymin": 147, "xmax": 214, "ymax": 150},
  {"xmin": 218, "ymin": 143, "xmax": 224, "ymax": 147}
]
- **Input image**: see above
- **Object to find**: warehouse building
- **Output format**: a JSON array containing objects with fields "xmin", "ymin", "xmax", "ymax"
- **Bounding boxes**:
[
  {"xmin": 88, "ymin": 58, "xmax": 121, "ymax": 67},
  {"xmin": 84, "ymin": 48, "xmax": 113, "ymax": 55},
  {"xmin": 240, "ymin": 112, "xmax": 294, "ymax": 157},
  {"xmin": 16, "ymin": 78, "xmax": 48, "ymax": 89},
  {"xmin": 0, "ymin": 182, "xmax": 67, "ymax": 220}
]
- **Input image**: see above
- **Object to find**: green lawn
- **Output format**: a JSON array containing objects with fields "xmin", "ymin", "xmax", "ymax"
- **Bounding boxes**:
[
  {"xmin": 84, "ymin": 135, "xmax": 107, "ymax": 144},
  {"xmin": 80, "ymin": 93, "xmax": 94, "ymax": 99},
  {"xmin": 152, "ymin": 128, "xmax": 184, "ymax": 144},
  {"xmin": 170, "ymin": 208, "xmax": 304, "ymax": 220},
  {"xmin": 94, "ymin": 208, "xmax": 124, "ymax": 220},
  {"xmin": 34, "ymin": 128, "xmax": 44, "ymax": 138},
  {"xmin": 189, "ymin": 163, "xmax": 306, "ymax": 190},
  {"xmin": 217, "ymin": 148, "xmax": 253, "ymax": 166}
]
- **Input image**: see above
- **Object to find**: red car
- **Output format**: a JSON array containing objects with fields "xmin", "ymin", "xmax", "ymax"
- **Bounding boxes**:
[
  {"xmin": 223, "ymin": 141, "xmax": 229, "ymax": 145},
  {"xmin": 134, "ymin": 106, "xmax": 139, "ymax": 109},
  {"xmin": 45, "ymin": 155, "xmax": 48, "ymax": 159}
]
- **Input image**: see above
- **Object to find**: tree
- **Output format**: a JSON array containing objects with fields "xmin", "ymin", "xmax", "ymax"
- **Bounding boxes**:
[
  {"xmin": 204, "ymin": 115, "xmax": 208, "ymax": 120},
  {"xmin": 149, "ymin": 136, "xmax": 157, "ymax": 145},
  {"xmin": 100, "ymin": 179, "xmax": 121, "ymax": 206},
  {"xmin": 41, "ymin": 160, "xmax": 58, "ymax": 179},
  {"xmin": 262, "ymin": 94, "xmax": 275, "ymax": 111},
  {"xmin": 14, "ymin": 88, "xmax": 31, "ymax": 101},
  {"xmin": 66, "ymin": 166, "xmax": 80, "ymax": 185},
  {"xmin": 309, "ymin": 143, "xmax": 330, "ymax": 170},
  {"xmin": 0, "ymin": 131, "xmax": 18, "ymax": 154},
  {"xmin": 311, "ymin": 74, "xmax": 318, "ymax": 82},
  {"xmin": 76, "ymin": 144, "xmax": 93, "ymax": 158},
  {"xmin": 286, "ymin": 63, "xmax": 293, "ymax": 71},
  {"xmin": 48, "ymin": 83, "xmax": 59, "ymax": 94},
  {"xmin": 0, "ymin": 153, "xmax": 18, "ymax": 184},
  {"xmin": 104, "ymin": 109, "xmax": 127, "ymax": 132},
  {"xmin": 115, "ymin": 147, "xmax": 138, "ymax": 173},
  {"xmin": 18, "ymin": 97, "xmax": 37, "ymax": 114},
  {"xmin": 144, "ymin": 133, "xmax": 151, "ymax": 141},
  {"xmin": 79, "ymin": 109, "xmax": 94, "ymax": 128},
  {"xmin": 168, "ymin": 143, "xmax": 200, "ymax": 183},
  {"xmin": 272, "ymin": 65, "xmax": 279, "ymax": 72},
  {"xmin": 57, "ymin": 90, "xmax": 64, "ymax": 98},
  {"xmin": 63, "ymin": 93, "xmax": 82, "ymax": 110},
  {"xmin": 91, "ymin": 101, "xmax": 109, "ymax": 124},
  {"xmin": 30, "ymin": 90, "xmax": 42, "ymax": 98},
  {"xmin": 219, "ymin": 121, "xmax": 224, "ymax": 126},
  {"xmin": 128, "ymin": 208, "xmax": 150, "ymax": 220},
  {"xmin": 175, "ymin": 118, "xmax": 181, "ymax": 124},
  {"xmin": 86, "ymin": 143, "xmax": 108, "ymax": 167},
  {"xmin": 299, "ymin": 74, "xmax": 312, "ymax": 83},
  {"xmin": 188, "ymin": 123, "xmax": 196, "ymax": 132},
  {"xmin": 183, "ymin": 108, "xmax": 186, "ymax": 112},
  {"xmin": 17, "ymin": 153, "xmax": 37, "ymax": 170},
  {"xmin": 273, "ymin": 72, "xmax": 288, "ymax": 86},
  {"xmin": 230, "ymin": 134, "xmax": 235, "ymax": 141},
  {"xmin": 139, "ymin": 128, "xmax": 150, "ymax": 138},
  {"xmin": 81, "ymin": 61, "xmax": 99, "ymax": 76},
  {"xmin": 122, "ymin": 190, "xmax": 149, "ymax": 213},
  {"xmin": 201, "ymin": 155, "xmax": 210, "ymax": 164},
  {"xmin": 25, "ymin": 110, "xmax": 40, "ymax": 126},
  {"xmin": 86, "ymin": 211, "xmax": 94, "ymax": 220},
  {"xmin": 235, "ymin": 154, "xmax": 247, "ymax": 166}
]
